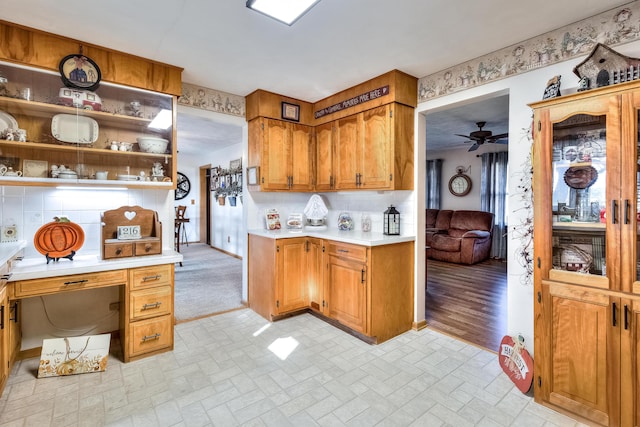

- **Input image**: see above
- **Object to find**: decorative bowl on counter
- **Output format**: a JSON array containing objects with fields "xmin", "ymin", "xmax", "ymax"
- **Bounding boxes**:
[{"xmin": 136, "ymin": 136, "xmax": 169, "ymax": 154}]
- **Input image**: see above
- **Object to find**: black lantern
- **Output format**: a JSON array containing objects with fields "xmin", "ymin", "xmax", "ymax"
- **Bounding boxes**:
[{"xmin": 383, "ymin": 205, "xmax": 400, "ymax": 235}]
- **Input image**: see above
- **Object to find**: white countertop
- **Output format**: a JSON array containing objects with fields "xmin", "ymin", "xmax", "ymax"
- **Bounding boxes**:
[
  {"xmin": 3, "ymin": 242, "xmax": 183, "ymax": 281},
  {"xmin": 248, "ymin": 228, "xmax": 415, "ymax": 246},
  {"xmin": 0, "ymin": 240, "xmax": 27, "ymax": 265}
]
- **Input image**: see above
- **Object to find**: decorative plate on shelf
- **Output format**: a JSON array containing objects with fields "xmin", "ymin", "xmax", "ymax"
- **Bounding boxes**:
[
  {"xmin": 0, "ymin": 110, "xmax": 18, "ymax": 135},
  {"xmin": 563, "ymin": 165, "xmax": 598, "ymax": 189},
  {"xmin": 51, "ymin": 114, "xmax": 99, "ymax": 144}
]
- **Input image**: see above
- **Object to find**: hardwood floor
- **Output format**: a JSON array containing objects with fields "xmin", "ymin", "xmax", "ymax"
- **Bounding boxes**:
[{"xmin": 426, "ymin": 258, "xmax": 507, "ymax": 352}]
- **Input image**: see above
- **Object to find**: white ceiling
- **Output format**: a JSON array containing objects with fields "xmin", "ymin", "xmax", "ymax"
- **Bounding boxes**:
[{"xmin": 2, "ymin": 0, "xmax": 632, "ymax": 154}]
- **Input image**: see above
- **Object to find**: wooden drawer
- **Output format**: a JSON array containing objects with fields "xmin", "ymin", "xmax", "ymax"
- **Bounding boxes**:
[
  {"xmin": 327, "ymin": 241, "xmax": 367, "ymax": 262},
  {"xmin": 130, "ymin": 286, "xmax": 172, "ymax": 320},
  {"xmin": 128, "ymin": 314, "xmax": 173, "ymax": 357},
  {"xmin": 103, "ymin": 242, "xmax": 134, "ymax": 259},
  {"xmin": 130, "ymin": 264, "xmax": 173, "ymax": 290},
  {"xmin": 134, "ymin": 240, "xmax": 162, "ymax": 256},
  {"xmin": 103, "ymin": 238, "xmax": 161, "ymax": 260},
  {"xmin": 13, "ymin": 269, "xmax": 127, "ymax": 298}
]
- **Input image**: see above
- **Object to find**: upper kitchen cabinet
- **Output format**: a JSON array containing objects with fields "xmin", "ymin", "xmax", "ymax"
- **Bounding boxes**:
[
  {"xmin": 246, "ymin": 70, "xmax": 417, "ymax": 193},
  {"xmin": 0, "ymin": 20, "xmax": 182, "ymax": 189},
  {"xmin": 248, "ymin": 117, "xmax": 314, "ymax": 191},
  {"xmin": 334, "ymin": 103, "xmax": 413, "ymax": 190}
]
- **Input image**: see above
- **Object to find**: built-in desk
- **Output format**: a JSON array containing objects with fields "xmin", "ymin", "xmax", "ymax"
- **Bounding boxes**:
[{"xmin": 0, "ymin": 243, "xmax": 182, "ymax": 397}]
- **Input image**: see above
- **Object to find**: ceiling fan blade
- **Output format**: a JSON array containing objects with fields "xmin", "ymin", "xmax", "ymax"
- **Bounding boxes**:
[
  {"xmin": 490, "ymin": 132, "xmax": 508, "ymax": 140},
  {"xmin": 455, "ymin": 133, "xmax": 471, "ymax": 139},
  {"xmin": 494, "ymin": 140, "xmax": 509, "ymax": 144},
  {"xmin": 468, "ymin": 143, "xmax": 480, "ymax": 152}
]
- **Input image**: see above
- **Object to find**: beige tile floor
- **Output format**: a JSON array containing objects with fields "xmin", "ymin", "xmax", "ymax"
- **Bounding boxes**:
[{"xmin": 0, "ymin": 309, "xmax": 585, "ymax": 426}]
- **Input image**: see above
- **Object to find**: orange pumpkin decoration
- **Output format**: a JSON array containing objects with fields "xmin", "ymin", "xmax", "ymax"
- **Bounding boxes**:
[{"xmin": 34, "ymin": 217, "xmax": 85, "ymax": 262}]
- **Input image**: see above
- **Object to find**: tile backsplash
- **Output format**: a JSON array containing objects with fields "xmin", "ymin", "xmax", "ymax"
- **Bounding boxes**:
[{"xmin": 1, "ymin": 186, "xmax": 175, "ymax": 259}]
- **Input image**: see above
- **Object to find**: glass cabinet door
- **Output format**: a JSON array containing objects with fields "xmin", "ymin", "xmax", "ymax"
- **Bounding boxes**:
[
  {"xmin": 0, "ymin": 60, "xmax": 175, "ymax": 187},
  {"xmin": 551, "ymin": 114, "xmax": 607, "ymax": 276}
]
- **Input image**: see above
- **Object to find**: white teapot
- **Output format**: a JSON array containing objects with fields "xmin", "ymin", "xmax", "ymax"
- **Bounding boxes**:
[{"xmin": 4, "ymin": 167, "xmax": 22, "ymax": 177}]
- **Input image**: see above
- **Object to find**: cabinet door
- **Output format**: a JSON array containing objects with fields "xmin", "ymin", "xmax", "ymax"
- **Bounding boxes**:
[
  {"xmin": 534, "ymin": 96, "xmax": 616, "ymax": 286},
  {"xmin": 307, "ymin": 238, "xmax": 324, "ymax": 313},
  {"xmin": 8, "ymin": 300, "xmax": 20, "ymax": 364},
  {"xmin": 360, "ymin": 105, "xmax": 392, "ymax": 189},
  {"xmin": 289, "ymin": 123, "xmax": 314, "ymax": 191},
  {"xmin": 315, "ymin": 122, "xmax": 334, "ymax": 191},
  {"xmin": 0, "ymin": 286, "xmax": 7, "ymax": 389},
  {"xmin": 326, "ymin": 254, "xmax": 366, "ymax": 333},
  {"xmin": 334, "ymin": 114, "xmax": 360, "ymax": 189},
  {"xmin": 542, "ymin": 282, "xmax": 616, "ymax": 426},
  {"xmin": 262, "ymin": 119, "xmax": 291, "ymax": 190},
  {"xmin": 621, "ymin": 297, "xmax": 640, "ymax": 427},
  {"xmin": 276, "ymin": 238, "xmax": 308, "ymax": 314}
]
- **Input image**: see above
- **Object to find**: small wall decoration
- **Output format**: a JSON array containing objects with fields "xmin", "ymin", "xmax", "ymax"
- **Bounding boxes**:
[
  {"xmin": 542, "ymin": 75, "xmax": 561, "ymax": 100},
  {"xmin": 175, "ymin": 172, "xmax": 191, "ymax": 200},
  {"xmin": 247, "ymin": 166, "xmax": 259, "ymax": 185},
  {"xmin": 38, "ymin": 334, "xmax": 110, "ymax": 378},
  {"xmin": 59, "ymin": 51, "xmax": 101, "ymax": 91},
  {"xmin": 281, "ymin": 102, "xmax": 300, "ymax": 122}
]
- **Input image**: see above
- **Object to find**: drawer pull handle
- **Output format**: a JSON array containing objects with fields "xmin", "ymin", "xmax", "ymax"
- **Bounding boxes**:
[
  {"xmin": 1, "ymin": 273, "xmax": 11, "ymax": 280},
  {"xmin": 142, "ymin": 333, "xmax": 161, "ymax": 342},
  {"xmin": 337, "ymin": 249, "xmax": 349, "ymax": 254},
  {"xmin": 142, "ymin": 275, "xmax": 161, "ymax": 282},
  {"xmin": 115, "ymin": 248, "xmax": 123, "ymax": 255},
  {"xmin": 0, "ymin": 305, "xmax": 4, "ymax": 330},
  {"xmin": 144, "ymin": 244, "xmax": 152, "ymax": 252},
  {"xmin": 64, "ymin": 279, "xmax": 88, "ymax": 286},
  {"xmin": 142, "ymin": 302, "xmax": 162, "ymax": 310}
]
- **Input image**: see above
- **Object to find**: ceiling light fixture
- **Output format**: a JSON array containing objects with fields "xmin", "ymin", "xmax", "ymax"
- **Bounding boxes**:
[{"xmin": 246, "ymin": 0, "xmax": 320, "ymax": 26}]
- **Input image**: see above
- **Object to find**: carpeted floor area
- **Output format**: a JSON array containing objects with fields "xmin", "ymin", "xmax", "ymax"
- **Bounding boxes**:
[{"xmin": 174, "ymin": 243, "xmax": 244, "ymax": 322}]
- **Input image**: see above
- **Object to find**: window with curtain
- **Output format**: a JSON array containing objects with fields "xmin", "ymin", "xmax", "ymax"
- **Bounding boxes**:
[
  {"xmin": 480, "ymin": 151, "xmax": 508, "ymax": 259},
  {"xmin": 426, "ymin": 159, "xmax": 443, "ymax": 209}
]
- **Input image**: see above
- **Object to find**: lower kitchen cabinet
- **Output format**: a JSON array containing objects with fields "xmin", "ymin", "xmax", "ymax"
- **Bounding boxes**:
[
  {"xmin": 0, "ymin": 285, "xmax": 8, "ymax": 393},
  {"xmin": 123, "ymin": 264, "xmax": 175, "ymax": 362},
  {"xmin": 248, "ymin": 233, "xmax": 414, "ymax": 343},
  {"xmin": 325, "ymin": 241, "xmax": 368, "ymax": 333},
  {"xmin": 249, "ymin": 235, "xmax": 320, "ymax": 318},
  {"xmin": 539, "ymin": 280, "xmax": 640, "ymax": 426}
]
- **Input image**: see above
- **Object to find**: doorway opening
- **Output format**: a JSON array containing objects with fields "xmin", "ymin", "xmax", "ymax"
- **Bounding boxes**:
[
  {"xmin": 173, "ymin": 107, "xmax": 245, "ymax": 322},
  {"xmin": 424, "ymin": 93, "xmax": 509, "ymax": 352}
]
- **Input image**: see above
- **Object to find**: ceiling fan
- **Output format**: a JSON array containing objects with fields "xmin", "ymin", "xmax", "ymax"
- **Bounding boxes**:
[{"xmin": 455, "ymin": 121, "xmax": 508, "ymax": 151}]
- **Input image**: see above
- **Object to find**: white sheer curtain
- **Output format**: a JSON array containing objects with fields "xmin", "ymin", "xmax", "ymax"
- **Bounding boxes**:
[
  {"xmin": 480, "ymin": 152, "xmax": 508, "ymax": 259},
  {"xmin": 426, "ymin": 159, "xmax": 443, "ymax": 209}
]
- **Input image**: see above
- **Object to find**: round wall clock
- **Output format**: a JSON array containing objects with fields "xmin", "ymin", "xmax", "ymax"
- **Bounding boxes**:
[
  {"xmin": 175, "ymin": 172, "xmax": 191, "ymax": 200},
  {"xmin": 59, "ymin": 54, "xmax": 102, "ymax": 91},
  {"xmin": 448, "ymin": 172, "xmax": 472, "ymax": 197}
]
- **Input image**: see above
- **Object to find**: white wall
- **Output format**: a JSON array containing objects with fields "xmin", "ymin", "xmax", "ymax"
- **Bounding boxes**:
[
  {"xmin": 427, "ymin": 144, "xmax": 507, "ymax": 210},
  {"xmin": 417, "ymin": 39, "xmax": 640, "ymax": 351},
  {"xmin": 0, "ymin": 185, "xmax": 175, "ymax": 349}
]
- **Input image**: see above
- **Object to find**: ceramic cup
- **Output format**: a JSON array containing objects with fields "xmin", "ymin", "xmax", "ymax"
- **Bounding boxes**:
[
  {"xmin": 95, "ymin": 171, "xmax": 109, "ymax": 180},
  {"xmin": 0, "ymin": 164, "xmax": 7, "ymax": 175}
]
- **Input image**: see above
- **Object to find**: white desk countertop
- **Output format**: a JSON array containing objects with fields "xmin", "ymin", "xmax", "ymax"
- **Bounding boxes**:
[
  {"xmin": 248, "ymin": 228, "xmax": 415, "ymax": 247},
  {"xmin": 1, "ymin": 241, "xmax": 183, "ymax": 281}
]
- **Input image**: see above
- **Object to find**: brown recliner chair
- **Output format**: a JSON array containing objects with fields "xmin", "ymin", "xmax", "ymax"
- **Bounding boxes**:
[
  {"xmin": 425, "ymin": 209, "xmax": 453, "ymax": 246},
  {"xmin": 429, "ymin": 210, "xmax": 494, "ymax": 265}
]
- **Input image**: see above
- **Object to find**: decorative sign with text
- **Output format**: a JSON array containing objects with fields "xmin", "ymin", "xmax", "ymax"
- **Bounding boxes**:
[
  {"xmin": 38, "ymin": 334, "xmax": 111, "ymax": 378},
  {"xmin": 314, "ymin": 85, "xmax": 390, "ymax": 119}
]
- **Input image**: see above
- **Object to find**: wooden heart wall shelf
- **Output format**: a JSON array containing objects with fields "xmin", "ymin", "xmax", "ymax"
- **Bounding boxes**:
[{"xmin": 100, "ymin": 205, "xmax": 162, "ymax": 260}]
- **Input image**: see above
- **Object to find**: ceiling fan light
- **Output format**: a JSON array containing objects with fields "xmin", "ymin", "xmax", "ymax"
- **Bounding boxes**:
[{"xmin": 246, "ymin": 0, "xmax": 320, "ymax": 25}]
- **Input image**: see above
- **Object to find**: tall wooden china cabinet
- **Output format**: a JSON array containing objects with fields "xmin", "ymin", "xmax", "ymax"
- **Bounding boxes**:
[{"xmin": 531, "ymin": 80, "xmax": 640, "ymax": 426}]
